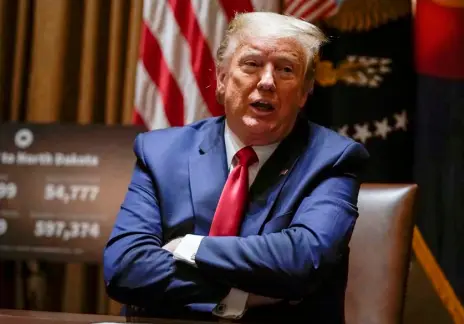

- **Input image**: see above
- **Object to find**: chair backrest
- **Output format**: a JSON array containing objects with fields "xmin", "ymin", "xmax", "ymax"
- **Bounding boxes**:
[{"xmin": 345, "ymin": 184, "xmax": 418, "ymax": 324}]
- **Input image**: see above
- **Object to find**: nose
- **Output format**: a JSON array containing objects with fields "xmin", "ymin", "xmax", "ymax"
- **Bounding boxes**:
[{"xmin": 257, "ymin": 64, "xmax": 276, "ymax": 92}]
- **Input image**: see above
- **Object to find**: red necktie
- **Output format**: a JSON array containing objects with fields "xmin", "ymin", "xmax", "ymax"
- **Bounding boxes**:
[{"xmin": 209, "ymin": 146, "xmax": 258, "ymax": 236}]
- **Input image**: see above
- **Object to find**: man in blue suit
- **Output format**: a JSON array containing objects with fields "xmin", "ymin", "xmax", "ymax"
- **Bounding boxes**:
[{"xmin": 104, "ymin": 12, "xmax": 368, "ymax": 323}]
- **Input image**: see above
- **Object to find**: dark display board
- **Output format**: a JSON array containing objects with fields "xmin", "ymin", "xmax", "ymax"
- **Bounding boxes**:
[{"xmin": 0, "ymin": 123, "xmax": 144, "ymax": 263}]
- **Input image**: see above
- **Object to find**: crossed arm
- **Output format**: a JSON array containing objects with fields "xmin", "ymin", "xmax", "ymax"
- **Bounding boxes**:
[
  {"xmin": 103, "ymin": 155, "xmax": 229, "ymax": 307},
  {"xmin": 103, "ymin": 135, "xmax": 368, "ymax": 308}
]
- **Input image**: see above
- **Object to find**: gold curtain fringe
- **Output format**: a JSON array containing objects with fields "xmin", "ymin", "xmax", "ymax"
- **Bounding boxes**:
[
  {"xmin": 412, "ymin": 227, "xmax": 464, "ymax": 323},
  {"xmin": 323, "ymin": 0, "xmax": 412, "ymax": 32}
]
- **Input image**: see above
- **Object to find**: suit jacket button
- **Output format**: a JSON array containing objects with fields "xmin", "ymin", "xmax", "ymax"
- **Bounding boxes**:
[{"xmin": 215, "ymin": 303, "xmax": 226, "ymax": 314}]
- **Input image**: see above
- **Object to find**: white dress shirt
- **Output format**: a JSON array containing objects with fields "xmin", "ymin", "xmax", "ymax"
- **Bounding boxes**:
[{"xmin": 173, "ymin": 121, "xmax": 279, "ymax": 319}]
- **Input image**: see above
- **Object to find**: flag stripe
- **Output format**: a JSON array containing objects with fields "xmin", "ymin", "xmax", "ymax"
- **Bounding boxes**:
[
  {"xmin": 294, "ymin": 0, "xmax": 321, "ymax": 17},
  {"xmin": 219, "ymin": 0, "xmax": 254, "ymax": 21},
  {"xmin": 283, "ymin": 0, "xmax": 339, "ymax": 22},
  {"xmin": 133, "ymin": 109, "xmax": 146, "ymax": 127},
  {"xmin": 191, "ymin": 0, "xmax": 229, "ymax": 60},
  {"xmin": 134, "ymin": 61, "xmax": 170, "ymax": 129},
  {"xmin": 250, "ymin": 0, "xmax": 281, "ymax": 12},
  {"xmin": 322, "ymin": 4, "xmax": 338, "ymax": 18},
  {"xmin": 286, "ymin": 0, "xmax": 307, "ymax": 16},
  {"xmin": 168, "ymin": 0, "xmax": 224, "ymax": 118},
  {"xmin": 305, "ymin": 1, "xmax": 336, "ymax": 20},
  {"xmin": 133, "ymin": 62, "xmax": 150, "ymax": 128},
  {"xmin": 147, "ymin": 0, "xmax": 210, "ymax": 125},
  {"xmin": 140, "ymin": 22, "xmax": 184, "ymax": 126},
  {"xmin": 299, "ymin": 0, "xmax": 331, "ymax": 20}
]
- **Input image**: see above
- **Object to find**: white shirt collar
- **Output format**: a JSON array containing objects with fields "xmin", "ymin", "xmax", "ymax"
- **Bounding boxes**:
[{"xmin": 224, "ymin": 121, "xmax": 280, "ymax": 170}]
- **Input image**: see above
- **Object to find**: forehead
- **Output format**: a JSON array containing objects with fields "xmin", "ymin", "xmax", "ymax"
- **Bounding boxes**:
[{"xmin": 234, "ymin": 36, "xmax": 306, "ymax": 62}]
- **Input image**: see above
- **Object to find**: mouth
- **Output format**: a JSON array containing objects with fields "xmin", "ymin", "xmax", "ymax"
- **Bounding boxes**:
[{"xmin": 249, "ymin": 100, "xmax": 275, "ymax": 114}]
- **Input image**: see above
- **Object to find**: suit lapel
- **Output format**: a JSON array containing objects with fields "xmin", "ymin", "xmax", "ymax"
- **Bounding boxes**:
[
  {"xmin": 240, "ymin": 117, "xmax": 310, "ymax": 236},
  {"xmin": 189, "ymin": 118, "xmax": 228, "ymax": 235}
]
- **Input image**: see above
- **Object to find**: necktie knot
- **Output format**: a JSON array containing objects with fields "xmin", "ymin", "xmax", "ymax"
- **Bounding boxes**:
[
  {"xmin": 235, "ymin": 146, "xmax": 258, "ymax": 167},
  {"xmin": 209, "ymin": 145, "xmax": 257, "ymax": 236}
]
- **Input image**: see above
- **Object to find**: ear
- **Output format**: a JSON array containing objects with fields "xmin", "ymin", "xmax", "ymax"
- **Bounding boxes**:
[{"xmin": 216, "ymin": 67, "xmax": 227, "ymax": 104}]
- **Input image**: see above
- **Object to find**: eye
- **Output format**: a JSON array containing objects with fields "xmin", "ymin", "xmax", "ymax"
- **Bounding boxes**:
[
  {"xmin": 245, "ymin": 61, "xmax": 258, "ymax": 67},
  {"xmin": 240, "ymin": 60, "xmax": 260, "ymax": 73},
  {"xmin": 282, "ymin": 66, "xmax": 293, "ymax": 73}
]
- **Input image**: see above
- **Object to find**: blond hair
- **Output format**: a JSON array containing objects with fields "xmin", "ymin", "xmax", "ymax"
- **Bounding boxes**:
[{"xmin": 216, "ymin": 12, "xmax": 328, "ymax": 82}]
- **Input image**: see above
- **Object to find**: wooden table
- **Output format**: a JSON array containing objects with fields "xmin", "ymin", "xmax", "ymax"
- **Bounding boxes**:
[{"xmin": 0, "ymin": 309, "xmax": 216, "ymax": 324}]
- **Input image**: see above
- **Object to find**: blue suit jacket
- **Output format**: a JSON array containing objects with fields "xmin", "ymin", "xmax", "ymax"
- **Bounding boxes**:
[{"xmin": 103, "ymin": 116, "xmax": 369, "ymax": 323}]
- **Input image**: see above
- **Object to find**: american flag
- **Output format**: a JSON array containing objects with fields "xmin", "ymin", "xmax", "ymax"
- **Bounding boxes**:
[
  {"xmin": 133, "ymin": 0, "xmax": 343, "ymax": 130},
  {"xmin": 283, "ymin": 0, "xmax": 342, "ymax": 22}
]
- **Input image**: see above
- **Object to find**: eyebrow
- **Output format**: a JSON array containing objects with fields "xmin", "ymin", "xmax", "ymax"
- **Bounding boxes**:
[
  {"xmin": 274, "ymin": 54, "xmax": 300, "ymax": 64},
  {"xmin": 238, "ymin": 50, "xmax": 262, "ymax": 58},
  {"xmin": 239, "ymin": 51, "xmax": 299, "ymax": 62}
]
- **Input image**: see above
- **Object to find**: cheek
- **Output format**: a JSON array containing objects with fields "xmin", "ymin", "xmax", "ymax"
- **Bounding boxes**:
[
  {"xmin": 223, "ymin": 76, "xmax": 243, "ymax": 111},
  {"xmin": 225, "ymin": 75, "xmax": 253, "ymax": 104},
  {"xmin": 294, "ymin": 89, "xmax": 306, "ymax": 107},
  {"xmin": 280, "ymin": 86, "xmax": 304, "ymax": 109},
  {"xmin": 230, "ymin": 72, "xmax": 255, "ymax": 92}
]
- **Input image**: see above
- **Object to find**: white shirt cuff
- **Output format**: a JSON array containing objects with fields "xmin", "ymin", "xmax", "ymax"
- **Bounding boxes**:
[
  {"xmin": 172, "ymin": 234, "xmax": 204, "ymax": 266},
  {"xmin": 212, "ymin": 288, "xmax": 249, "ymax": 319}
]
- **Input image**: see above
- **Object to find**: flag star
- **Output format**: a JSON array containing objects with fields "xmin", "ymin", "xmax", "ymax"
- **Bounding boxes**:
[
  {"xmin": 380, "ymin": 58, "xmax": 392, "ymax": 65},
  {"xmin": 338, "ymin": 125, "xmax": 349, "ymax": 137},
  {"xmin": 374, "ymin": 118, "xmax": 392, "ymax": 139},
  {"xmin": 358, "ymin": 73, "xmax": 368, "ymax": 85},
  {"xmin": 394, "ymin": 110, "xmax": 408, "ymax": 130},
  {"xmin": 353, "ymin": 123, "xmax": 372, "ymax": 143},
  {"xmin": 379, "ymin": 66, "xmax": 391, "ymax": 73},
  {"xmin": 344, "ymin": 76, "xmax": 356, "ymax": 84}
]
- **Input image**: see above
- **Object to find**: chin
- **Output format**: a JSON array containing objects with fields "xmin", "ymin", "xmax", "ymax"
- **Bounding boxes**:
[
  {"xmin": 243, "ymin": 115, "xmax": 273, "ymax": 127},
  {"xmin": 241, "ymin": 117, "xmax": 281, "ymax": 144},
  {"xmin": 242, "ymin": 116, "xmax": 272, "ymax": 132}
]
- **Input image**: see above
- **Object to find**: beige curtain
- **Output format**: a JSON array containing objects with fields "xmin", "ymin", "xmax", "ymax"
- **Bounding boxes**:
[{"xmin": 0, "ymin": 0, "xmax": 143, "ymax": 315}]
